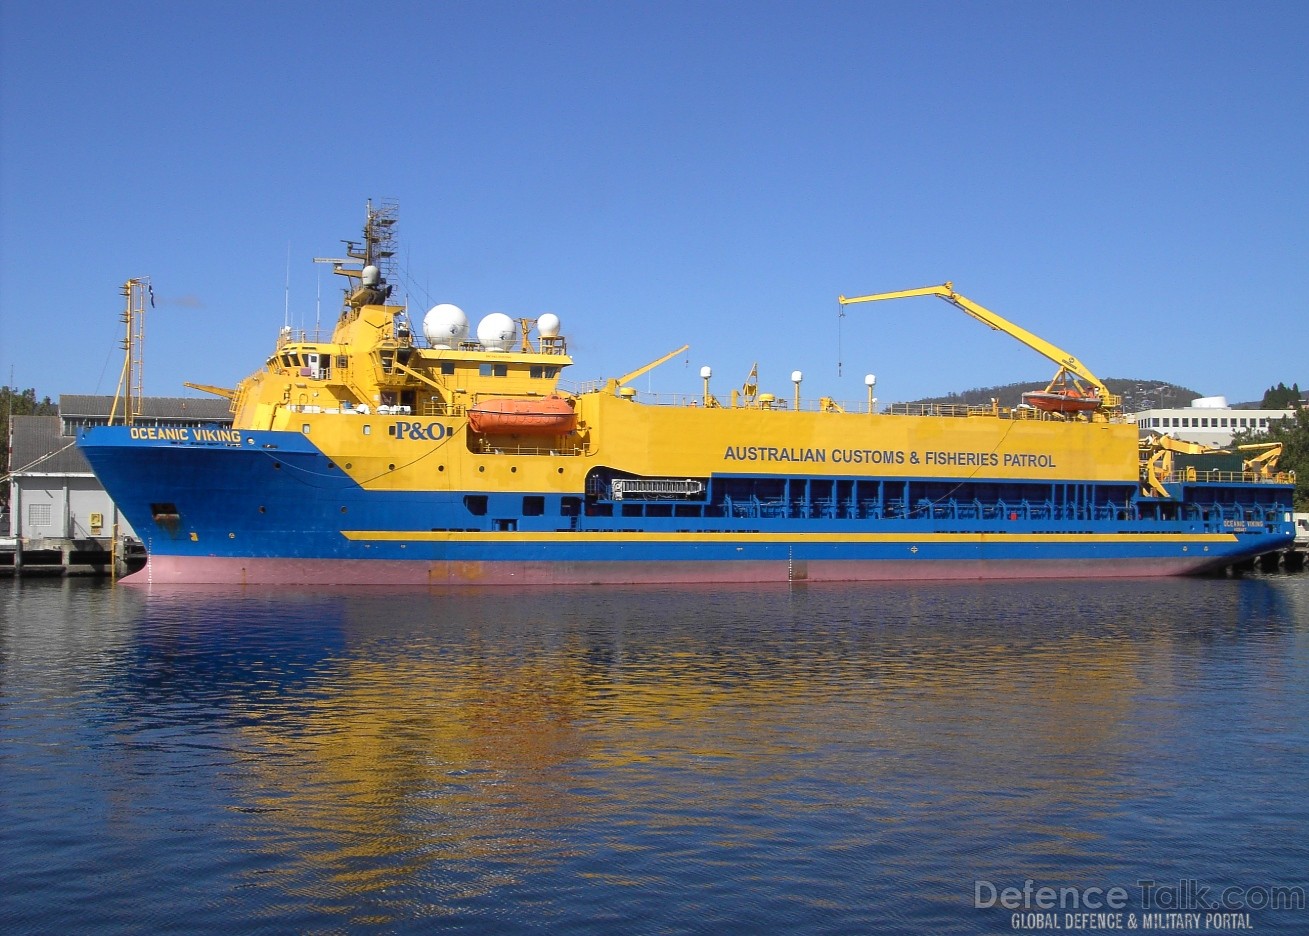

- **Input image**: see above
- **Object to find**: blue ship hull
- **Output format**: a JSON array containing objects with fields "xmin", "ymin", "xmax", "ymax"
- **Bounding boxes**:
[{"xmin": 79, "ymin": 426, "xmax": 1296, "ymax": 586}]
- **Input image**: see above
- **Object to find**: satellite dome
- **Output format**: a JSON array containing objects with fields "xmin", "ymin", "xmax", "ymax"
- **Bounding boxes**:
[
  {"xmin": 361, "ymin": 265, "xmax": 381, "ymax": 286},
  {"xmin": 536, "ymin": 313, "xmax": 561, "ymax": 338},
  {"xmin": 476, "ymin": 312, "xmax": 516, "ymax": 350},
  {"xmin": 423, "ymin": 303, "xmax": 469, "ymax": 349}
]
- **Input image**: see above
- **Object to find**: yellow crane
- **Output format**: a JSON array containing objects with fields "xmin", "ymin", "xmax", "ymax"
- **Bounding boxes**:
[
  {"xmin": 604, "ymin": 344, "xmax": 690, "ymax": 396},
  {"xmin": 1139, "ymin": 436, "xmax": 1288, "ymax": 499},
  {"xmin": 1238, "ymin": 442, "xmax": 1286, "ymax": 480},
  {"xmin": 837, "ymin": 282, "xmax": 1121, "ymax": 417}
]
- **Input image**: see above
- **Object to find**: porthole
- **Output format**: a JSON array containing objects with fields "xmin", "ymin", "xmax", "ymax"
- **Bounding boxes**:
[
  {"xmin": 388, "ymin": 463, "xmax": 396, "ymax": 470},
  {"xmin": 479, "ymin": 465, "xmax": 486, "ymax": 473}
]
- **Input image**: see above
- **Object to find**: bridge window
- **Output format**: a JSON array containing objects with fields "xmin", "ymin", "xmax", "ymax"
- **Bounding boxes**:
[{"xmin": 441, "ymin": 362, "xmax": 455, "ymax": 375}]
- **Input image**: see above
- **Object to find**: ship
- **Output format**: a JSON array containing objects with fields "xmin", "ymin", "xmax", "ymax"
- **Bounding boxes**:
[{"xmin": 77, "ymin": 204, "xmax": 1298, "ymax": 586}]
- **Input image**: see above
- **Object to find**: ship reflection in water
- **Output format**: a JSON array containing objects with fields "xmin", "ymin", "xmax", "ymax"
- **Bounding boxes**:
[{"xmin": 2, "ymin": 577, "xmax": 1307, "ymax": 934}]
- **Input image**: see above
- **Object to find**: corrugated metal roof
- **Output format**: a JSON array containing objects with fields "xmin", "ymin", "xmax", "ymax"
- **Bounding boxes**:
[
  {"xmin": 59, "ymin": 394, "xmax": 233, "ymax": 420},
  {"xmin": 9, "ymin": 416, "xmax": 91, "ymax": 475}
]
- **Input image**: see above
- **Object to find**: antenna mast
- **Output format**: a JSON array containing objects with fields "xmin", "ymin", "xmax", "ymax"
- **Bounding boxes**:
[
  {"xmin": 111, "ymin": 277, "xmax": 149, "ymax": 426},
  {"xmin": 284, "ymin": 241, "xmax": 291, "ymax": 330}
]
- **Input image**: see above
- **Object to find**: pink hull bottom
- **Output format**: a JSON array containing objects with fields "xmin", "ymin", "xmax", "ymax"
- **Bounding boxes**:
[{"xmin": 121, "ymin": 555, "xmax": 1231, "ymax": 587}]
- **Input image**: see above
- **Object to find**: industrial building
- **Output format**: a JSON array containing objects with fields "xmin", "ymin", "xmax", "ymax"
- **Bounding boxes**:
[
  {"xmin": 3, "ymin": 395, "xmax": 231, "ymax": 575},
  {"xmin": 1129, "ymin": 396, "xmax": 1299, "ymax": 448}
]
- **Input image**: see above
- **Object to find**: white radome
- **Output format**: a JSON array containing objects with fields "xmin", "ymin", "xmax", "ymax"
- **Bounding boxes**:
[
  {"xmin": 477, "ymin": 312, "xmax": 516, "ymax": 350},
  {"xmin": 422, "ymin": 303, "xmax": 469, "ymax": 349},
  {"xmin": 536, "ymin": 312, "xmax": 561, "ymax": 338}
]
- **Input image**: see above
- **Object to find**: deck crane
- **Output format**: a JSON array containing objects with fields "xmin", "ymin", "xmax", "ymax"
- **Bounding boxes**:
[
  {"xmin": 604, "ymin": 344, "xmax": 691, "ymax": 396},
  {"xmin": 837, "ymin": 282, "xmax": 1122, "ymax": 418},
  {"xmin": 1139, "ymin": 436, "xmax": 1288, "ymax": 499}
]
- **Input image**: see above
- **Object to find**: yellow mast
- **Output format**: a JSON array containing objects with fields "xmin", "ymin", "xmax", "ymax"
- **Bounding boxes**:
[{"xmin": 110, "ymin": 277, "xmax": 150, "ymax": 426}]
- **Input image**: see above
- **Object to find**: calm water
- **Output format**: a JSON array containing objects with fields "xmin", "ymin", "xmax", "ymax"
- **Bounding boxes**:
[{"xmin": 2, "ymin": 575, "xmax": 1307, "ymax": 935}]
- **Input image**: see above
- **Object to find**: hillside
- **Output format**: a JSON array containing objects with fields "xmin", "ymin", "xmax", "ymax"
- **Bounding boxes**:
[{"xmin": 907, "ymin": 378, "xmax": 1203, "ymax": 412}]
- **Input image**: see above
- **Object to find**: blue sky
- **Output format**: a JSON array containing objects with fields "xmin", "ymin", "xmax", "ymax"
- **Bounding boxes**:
[{"xmin": 2, "ymin": 0, "xmax": 1305, "ymax": 408}]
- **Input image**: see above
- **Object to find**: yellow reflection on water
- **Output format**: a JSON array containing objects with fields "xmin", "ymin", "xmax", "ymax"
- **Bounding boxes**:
[{"xmin": 114, "ymin": 577, "xmax": 1298, "ymax": 918}]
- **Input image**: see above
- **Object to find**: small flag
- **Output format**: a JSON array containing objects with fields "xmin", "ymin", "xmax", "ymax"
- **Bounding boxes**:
[{"xmin": 148, "ymin": 284, "xmax": 156, "ymax": 308}]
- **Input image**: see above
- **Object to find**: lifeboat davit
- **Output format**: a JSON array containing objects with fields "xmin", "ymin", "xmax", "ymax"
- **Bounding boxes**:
[
  {"xmin": 468, "ymin": 396, "xmax": 577, "ymax": 435},
  {"xmin": 1021, "ymin": 388, "xmax": 1102, "ymax": 413}
]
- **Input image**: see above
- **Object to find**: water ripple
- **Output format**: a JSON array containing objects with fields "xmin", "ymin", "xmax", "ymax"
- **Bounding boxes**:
[{"xmin": 2, "ymin": 575, "xmax": 1307, "ymax": 934}]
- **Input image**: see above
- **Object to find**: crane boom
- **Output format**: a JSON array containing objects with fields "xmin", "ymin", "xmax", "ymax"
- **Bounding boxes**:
[
  {"xmin": 604, "ymin": 344, "xmax": 691, "ymax": 394},
  {"xmin": 838, "ymin": 282, "xmax": 1115, "ymax": 405}
]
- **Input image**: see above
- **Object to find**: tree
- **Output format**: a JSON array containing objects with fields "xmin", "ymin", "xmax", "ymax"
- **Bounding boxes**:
[
  {"xmin": 1, "ymin": 386, "xmax": 58, "ymax": 510},
  {"xmin": 1234, "ymin": 402, "xmax": 1309, "ymax": 511},
  {"xmin": 1260, "ymin": 381, "xmax": 1302, "ymax": 410}
]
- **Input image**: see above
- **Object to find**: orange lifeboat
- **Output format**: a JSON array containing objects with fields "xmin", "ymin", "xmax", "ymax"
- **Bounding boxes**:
[
  {"xmin": 468, "ymin": 396, "xmax": 577, "ymax": 435},
  {"xmin": 1021, "ymin": 388, "xmax": 1102, "ymax": 414}
]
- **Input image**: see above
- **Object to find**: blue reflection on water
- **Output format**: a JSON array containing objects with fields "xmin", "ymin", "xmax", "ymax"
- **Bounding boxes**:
[{"xmin": 2, "ymin": 576, "xmax": 1307, "ymax": 934}]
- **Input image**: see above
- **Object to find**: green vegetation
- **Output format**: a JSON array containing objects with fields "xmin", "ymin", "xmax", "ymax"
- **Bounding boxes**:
[
  {"xmin": 1261, "ymin": 382, "xmax": 1303, "ymax": 410},
  {"xmin": 1235, "ymin": 402, "xmax": 1309, "ymax": 511},
  {"xmin": 1, "ymin": 386, "xmax": 58, "ymax": 511}
]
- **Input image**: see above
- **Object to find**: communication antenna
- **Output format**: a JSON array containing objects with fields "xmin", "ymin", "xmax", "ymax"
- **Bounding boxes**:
[
  {"xmin": 110, "ymin": 277, "xmax": 150, "ymax": 426},
  {"xmin": 284, "ymin": 241, "xmax": 291, "ymax": 329}
]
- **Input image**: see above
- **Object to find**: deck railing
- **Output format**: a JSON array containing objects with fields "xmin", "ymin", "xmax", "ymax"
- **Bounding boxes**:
[{"xmin": 1164, "ymin": 469, "xmax": 1296, "ymax": 486}]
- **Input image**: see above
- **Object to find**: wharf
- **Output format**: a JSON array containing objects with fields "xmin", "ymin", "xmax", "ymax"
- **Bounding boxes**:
[
  {"xmin": 1227, "ymin": 542, "xmax": 1305, "ymax": 575},
  {"xmin": 0, "ymin": 536, "xmax": 146, "ymax": 578}
]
